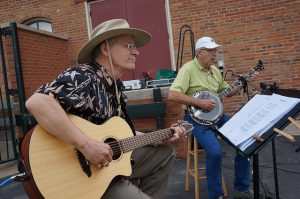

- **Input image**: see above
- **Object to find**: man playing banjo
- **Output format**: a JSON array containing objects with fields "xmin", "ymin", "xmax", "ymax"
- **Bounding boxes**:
[{"xmin": 168, "ymin": 36, "xmax": 259, "ymax": 199}]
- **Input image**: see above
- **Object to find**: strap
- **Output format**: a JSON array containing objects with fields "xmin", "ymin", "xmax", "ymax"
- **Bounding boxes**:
[
  {"xmin": 120, "ymin": 94, "xmax": 136, "ymax": 136},
  {"xmin": 106, "ymin": 40, "xmax": 121, "ymax": 116}
]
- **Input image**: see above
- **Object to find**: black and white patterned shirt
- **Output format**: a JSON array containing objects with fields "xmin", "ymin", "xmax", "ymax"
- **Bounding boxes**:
[{"xmin": 37, "ymin": 63, "xmax": 128, "ymax": 125}]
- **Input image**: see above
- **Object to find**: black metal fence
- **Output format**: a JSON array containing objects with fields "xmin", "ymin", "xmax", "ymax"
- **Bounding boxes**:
[{"xmin": 0, "ymin": 22, "xmax": 31, "ymax": 164}]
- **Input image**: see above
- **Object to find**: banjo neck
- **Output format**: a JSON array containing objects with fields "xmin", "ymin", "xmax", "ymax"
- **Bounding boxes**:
[
  {"xmin": 217, "ymin": 80, "xmax": 240, "ymax": 99},
  {"xmin": 216, "ymin": 64, "xmax": 262, "ymax": 99}
]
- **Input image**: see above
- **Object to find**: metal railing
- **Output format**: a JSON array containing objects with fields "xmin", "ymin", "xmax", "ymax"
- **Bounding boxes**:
[{"xmin": 0, "ymin": 22, "xmax": 32, "ymax": 164}]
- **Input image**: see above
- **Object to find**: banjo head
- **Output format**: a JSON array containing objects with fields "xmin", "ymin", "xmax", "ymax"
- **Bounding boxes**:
[{"xmin": 189, "ymin": 91, "xmax": 223, "ymax": 125}]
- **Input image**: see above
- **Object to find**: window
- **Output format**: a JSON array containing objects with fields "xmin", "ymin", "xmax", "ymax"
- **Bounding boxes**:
[{"xmin": 24, "ymin": 18, "xmax": 52, "ymax": 32}]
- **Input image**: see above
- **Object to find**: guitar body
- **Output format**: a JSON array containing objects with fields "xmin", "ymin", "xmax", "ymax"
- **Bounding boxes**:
[{"xmin": 21, "ymin": 115, "xmax": 133, "ymax": 199}]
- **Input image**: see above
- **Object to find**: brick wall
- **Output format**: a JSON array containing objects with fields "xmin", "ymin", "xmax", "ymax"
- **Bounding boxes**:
[
  {"xmin": 0, "ymin": 0, "xmax": 87, "ymax": 65},
  {"xmin": 169, "ymin": 0, "xmax": 300, "ymax": 115},
  {"xmin": 0, "ymin": 26, "xmax": 69, "ymax": 99},
  {"xmin": 18, "ymin": 28, "xmax": 69, "ymax": 97}
]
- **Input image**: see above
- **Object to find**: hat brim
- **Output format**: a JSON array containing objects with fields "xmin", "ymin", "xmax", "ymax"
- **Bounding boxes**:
[
  {"xmin": 78, "ymin": 28, "xmax": 151, "ymax": 64},
  {"xmin": 203, "ymin": 43, "xmax": 221, "ymax": 49}
]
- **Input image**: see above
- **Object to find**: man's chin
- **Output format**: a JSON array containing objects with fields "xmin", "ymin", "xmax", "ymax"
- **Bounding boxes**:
[{"xmin": 123, "ymin": 65, "xmax": 136, "ymax": 71}]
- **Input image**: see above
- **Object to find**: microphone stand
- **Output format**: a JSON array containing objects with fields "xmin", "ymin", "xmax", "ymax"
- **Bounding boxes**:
[
  {"xmin": 240, "ymin": 76, "xmax": 250, "ymax": 104},
  {"xmin": 239, "ymin": 76, "xmax": 248, "ymax": 94},
  {"xmin": 232, "ymin": 72, "xmax": 250, "ymax": 103}
]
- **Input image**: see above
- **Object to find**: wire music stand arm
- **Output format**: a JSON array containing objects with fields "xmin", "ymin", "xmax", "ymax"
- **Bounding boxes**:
[{"xmin": 176, "ymin": 25, "xmax": 195, "ymax": 73}]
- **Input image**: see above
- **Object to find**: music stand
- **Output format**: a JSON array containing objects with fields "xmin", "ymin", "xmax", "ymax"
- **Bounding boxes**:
[
  {"xmin": 258, "ymin": 88, "xmax": 300, "ymax": 199},
  {"xmin": 213, "ymin": 89, "xmax": 300, "ymax": 199}
]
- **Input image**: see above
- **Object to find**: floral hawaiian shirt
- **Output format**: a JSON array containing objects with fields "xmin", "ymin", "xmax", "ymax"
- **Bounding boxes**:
[{"xmin": 37, "ymin": 63, "xmax": 127, "ymax": 125}]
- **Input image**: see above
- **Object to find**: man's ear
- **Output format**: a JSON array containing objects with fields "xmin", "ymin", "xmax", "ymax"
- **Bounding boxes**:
[{"xmin": 101, "ymin": 42, "xmax": 109, "ymax": 56}]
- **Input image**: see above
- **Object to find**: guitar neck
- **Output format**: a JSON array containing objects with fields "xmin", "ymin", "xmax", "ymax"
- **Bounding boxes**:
[
  {"xmin": 120, "ymin": 129, "xmax": 173, "ymax": 152},
  {"xmin": 217, "ymin": 80, "xmax": 240, "ymax": 99}
]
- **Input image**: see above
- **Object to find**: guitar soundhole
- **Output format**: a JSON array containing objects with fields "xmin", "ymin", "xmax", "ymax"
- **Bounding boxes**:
[{"xmin": 104, "ymin": 137, "xmax": 122, "ymax": 160}]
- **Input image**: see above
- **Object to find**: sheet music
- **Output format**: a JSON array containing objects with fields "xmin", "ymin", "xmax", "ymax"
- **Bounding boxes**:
[{"xmin": 219, "ymin": 94, "xmax": 300, "ymax": 151}]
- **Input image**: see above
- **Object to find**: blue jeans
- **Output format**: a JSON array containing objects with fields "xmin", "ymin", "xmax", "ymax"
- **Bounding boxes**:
[{"xmin": 184, "ymin": 114, "xmax": 251, "ymax": 199}]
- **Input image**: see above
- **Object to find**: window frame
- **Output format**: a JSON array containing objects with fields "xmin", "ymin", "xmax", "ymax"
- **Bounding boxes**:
[{"xmin": 23, "ymin": 18, "xmax": 53, "ymax": 32}]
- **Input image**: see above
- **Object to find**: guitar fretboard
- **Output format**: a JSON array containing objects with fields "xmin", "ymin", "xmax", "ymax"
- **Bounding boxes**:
[{"xmin": 120, "ymin": 129, "xmax": 173, "ymax": 152}]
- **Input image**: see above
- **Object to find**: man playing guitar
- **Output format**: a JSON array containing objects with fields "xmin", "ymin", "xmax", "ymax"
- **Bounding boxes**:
[{"xmin": 25, "ymin": 19, "xmax": 186, "ymax": 199}]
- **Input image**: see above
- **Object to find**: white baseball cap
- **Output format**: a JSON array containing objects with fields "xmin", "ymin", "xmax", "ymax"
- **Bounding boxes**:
[{"xmin": 195, "ymin": 36, "xmax": 221, "ymax": 50}]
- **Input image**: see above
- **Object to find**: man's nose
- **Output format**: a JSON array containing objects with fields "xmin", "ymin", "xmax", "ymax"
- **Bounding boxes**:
[{"xmin": 131, "ymin": 48, "xmax": 139, "ymax": 55}]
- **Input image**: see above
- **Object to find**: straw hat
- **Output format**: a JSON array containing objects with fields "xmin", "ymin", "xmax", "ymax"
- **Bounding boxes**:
[{"xmin": 78, "ymin": 19, "xmax": 151, "ymax": 64}]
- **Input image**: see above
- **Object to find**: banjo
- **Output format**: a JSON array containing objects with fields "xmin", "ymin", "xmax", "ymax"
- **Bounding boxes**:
[{"xmin": 188, "ymin": 60, "xmax": 264, "ymax": 125}]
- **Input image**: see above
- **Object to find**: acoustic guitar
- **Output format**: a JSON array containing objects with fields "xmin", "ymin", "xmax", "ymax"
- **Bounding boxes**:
[{"xmin": 21, "ymin": 114, "xmax": 193, "ymax": 199}]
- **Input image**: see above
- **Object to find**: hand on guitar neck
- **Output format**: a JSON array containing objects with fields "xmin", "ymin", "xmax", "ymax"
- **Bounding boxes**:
[{"xmin": 136, "ymin": 121, "xmax": 188, "ymax": 145}]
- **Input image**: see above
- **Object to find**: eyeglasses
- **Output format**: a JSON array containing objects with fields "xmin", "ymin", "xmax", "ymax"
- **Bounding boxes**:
[
  {"xmin": 201, "ymin": 48, "xmax": 219, "ymax": 53},
  {"xmin": 121, "ymin": 43, "xmax": 137, "ymax": 50}
]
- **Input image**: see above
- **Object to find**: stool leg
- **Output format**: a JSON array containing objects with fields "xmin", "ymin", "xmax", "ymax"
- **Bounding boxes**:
[
  {"xmin": 194, "ymin": 138, "xmax": 199, "ymax": 199},
  {"xmin": 222, "ymin": 174, "xmax": 228, "ymax": 197},
  {"xmin": 185, "ymin": 136, "xmax": 192, "ymax": 192},
  {"xmin": 186, "ymin": 135, "xmax": 229, "ymax": 199}
]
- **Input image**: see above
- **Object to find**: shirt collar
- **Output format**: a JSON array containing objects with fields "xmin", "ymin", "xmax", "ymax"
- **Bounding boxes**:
[
  {"xmin": 93, "ymin": 63, "xmax": 114, "ymax": 86},
  {"xmin": 93, "ymin": 63, "xmax": 123, "ymax": 91}
]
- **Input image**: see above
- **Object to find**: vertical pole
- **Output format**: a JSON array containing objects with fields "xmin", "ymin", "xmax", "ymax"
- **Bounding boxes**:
[
  {"xmin": 10, "ymin": 22, "xmax": 28, "ymax": 134},
  {"xmin": 194, "ymin": 137, "xmax": 199, "ymax": 199},
  {"xmin": 185, "ymin": 135, "xmax": 191, "ymax": 191},
  {"xmin": 253, "ymin": 153, "xmax": 260, "ymax": 199},
  {"xmin": 0, "ymin": 26, "xmax": 18, "ymax": 159},
  {"xmin": 272, "ymin": 139, "xmax": 280, "ymax": 199}
]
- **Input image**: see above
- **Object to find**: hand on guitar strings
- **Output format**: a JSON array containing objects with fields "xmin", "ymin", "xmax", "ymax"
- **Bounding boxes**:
[{"xmin": 79, "ymin": 137, "xmax": 113, "ymax": 168}]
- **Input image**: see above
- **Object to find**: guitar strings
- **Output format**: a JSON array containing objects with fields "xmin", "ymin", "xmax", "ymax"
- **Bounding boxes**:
[
  {"xmin": 83, "ymin": 125, "xmax": 190, "ymax": 158},
  {"xmin": 105, "ymin": 129, "xmax": 173, "ymax": 153},
  {"xmin": 103, "ymin": 125, "xmax": 191, "ymax": 153}
]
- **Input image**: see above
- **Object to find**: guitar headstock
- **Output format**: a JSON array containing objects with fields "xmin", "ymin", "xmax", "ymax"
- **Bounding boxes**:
[
  {"xmin": 177, "ymin": 120, "xmax": 194, "ymax": 136},
  {"xmin": 253, "ymin": 60, "xmax": 264, "ymax": 72}
]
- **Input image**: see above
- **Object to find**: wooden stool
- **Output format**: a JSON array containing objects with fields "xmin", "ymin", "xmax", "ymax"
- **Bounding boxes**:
[{"xmin": 185, "ymin": 135, "xmax": 228, "ymax": 199}]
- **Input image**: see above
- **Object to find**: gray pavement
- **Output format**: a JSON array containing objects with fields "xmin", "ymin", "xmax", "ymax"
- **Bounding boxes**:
[{"xmin": 167, "ymin": 135, "xmax": 300, "ymax": 199}]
